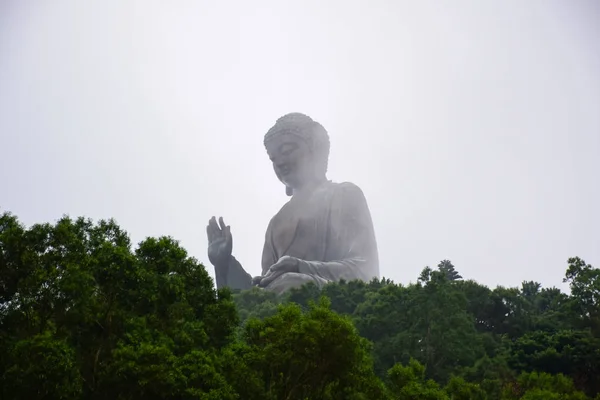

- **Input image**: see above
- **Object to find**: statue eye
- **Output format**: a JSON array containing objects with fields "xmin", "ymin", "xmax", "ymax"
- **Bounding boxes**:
[{"xmin": 281, "ymin": 148, "xmax": 295, "ymax": 156}]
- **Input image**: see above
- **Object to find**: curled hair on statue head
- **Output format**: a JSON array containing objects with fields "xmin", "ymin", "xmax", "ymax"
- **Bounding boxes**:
[{"xmin": 264, "ymin": 112, "xmax": 330, "ymax": 175}]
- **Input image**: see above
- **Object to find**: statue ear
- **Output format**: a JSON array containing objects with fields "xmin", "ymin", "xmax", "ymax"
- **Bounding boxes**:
[{"xmin": 286, "ymin": 186, "xmax": 293, "ymax": 196}]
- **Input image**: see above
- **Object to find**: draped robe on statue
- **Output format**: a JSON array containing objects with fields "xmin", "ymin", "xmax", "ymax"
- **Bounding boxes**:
[{"xmin": 216, "ymin": 181, "xmax": 379, "ymax": 295}]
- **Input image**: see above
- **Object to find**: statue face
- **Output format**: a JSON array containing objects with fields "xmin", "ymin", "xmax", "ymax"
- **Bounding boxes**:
[{"xmin": 265, "ymin": 133, "xmax": 314, "ymax": 190}]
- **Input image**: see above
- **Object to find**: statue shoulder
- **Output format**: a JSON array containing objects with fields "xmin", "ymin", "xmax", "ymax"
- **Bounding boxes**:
[{"xmin": 330, "ymin": 181, "xmax": 368, "ymax": 199}]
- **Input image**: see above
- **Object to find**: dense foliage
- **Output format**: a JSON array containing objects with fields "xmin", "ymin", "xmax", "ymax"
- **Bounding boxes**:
[{"xmin": 1, "ymin": 212, "xmax": 599, "ymax": 399}]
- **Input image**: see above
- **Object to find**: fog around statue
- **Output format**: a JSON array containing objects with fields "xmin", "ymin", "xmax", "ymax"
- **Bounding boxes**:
[{"xmin": 206, "ymin": 113, "xmax": 379, "ymax": 295}]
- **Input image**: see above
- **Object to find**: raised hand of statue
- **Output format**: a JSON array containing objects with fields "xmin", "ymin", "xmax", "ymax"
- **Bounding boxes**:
[
  {"xmin": 206, "ymin": 216, "xmax": 232, "ymax": 268},
  {"xmin": 258, "ymin": 256, "xmax": 300, "ymax": 288}
]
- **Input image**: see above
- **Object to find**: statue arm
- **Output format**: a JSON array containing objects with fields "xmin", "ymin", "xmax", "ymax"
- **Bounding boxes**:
[
  {"xmin": 215, "ymin": 219, "xmax": 277, "ymax": 290},
  {"xmin": 297, "ymin": 183, "xmax": 379, "ymax": 282},
  {"xmin": 218, "ymin": 255, "xmax": 253, "ymax": 290}
]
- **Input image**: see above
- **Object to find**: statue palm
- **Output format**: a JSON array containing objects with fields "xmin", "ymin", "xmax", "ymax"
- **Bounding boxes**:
[{"xmin": 206, "ymin": 216, "xmax": 232, "ymax": 267}]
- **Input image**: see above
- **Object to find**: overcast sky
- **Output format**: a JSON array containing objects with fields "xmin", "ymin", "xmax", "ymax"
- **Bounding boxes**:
[{"xmin": 1, "ymin": 1, "xmax": 599, "ymax": 291}]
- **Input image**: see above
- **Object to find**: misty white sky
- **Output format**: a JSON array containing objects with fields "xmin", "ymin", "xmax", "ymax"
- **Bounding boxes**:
[{"xmin": 1, "ymin": 1, "xmax": 599, "ymax": 291}]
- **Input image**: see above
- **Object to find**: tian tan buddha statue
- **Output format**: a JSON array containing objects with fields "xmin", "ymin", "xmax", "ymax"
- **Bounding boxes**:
[{"xmin": 206, "ymin": 113, "xmax": 379, "ymax": 295}]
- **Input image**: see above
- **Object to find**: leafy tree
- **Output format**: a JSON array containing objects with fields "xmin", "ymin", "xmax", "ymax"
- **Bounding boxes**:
[
  {"xmin": 564, "ymin": 257, "xmax": 600, "ymax": 334},
  {"xmin": 387, "ymin": 358, "xmax": 449, "ymax": 399},
  {"xmin": 437, "ymin": 260, "xmax": 462, "ymax": 281},
  {"xmin": 2, "ymin": 331, "xmax": 83, "ymax": 399},
  {"xmin": 3, "ymin": 211, "xmax": 600, "ymax": 399},
  {"xmin": 444, "ymin": 375, "xmax": 487, "ymax": 400},
  {"xmin": 502, "ymin": 371, "xmax": 589, "ymax": 400},
  {"xmin": 402, "ymin": 268, "xmax": 482, "ymax": 382},
  {"xmin": 0, "ymin": 212, "xmax": 237, "ymax": 399},
  {"xmin": 226, "ymin": 298, "xmax": 387, "ymax": 399},
  {"xmin": 233, "ymin": 285, "xmax": 280, "ymax": 324}
]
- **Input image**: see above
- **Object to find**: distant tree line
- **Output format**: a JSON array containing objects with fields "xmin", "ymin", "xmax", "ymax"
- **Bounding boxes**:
[{"xmin": 1, "ymin": 212, "xmax": 599, "ymax": 399}]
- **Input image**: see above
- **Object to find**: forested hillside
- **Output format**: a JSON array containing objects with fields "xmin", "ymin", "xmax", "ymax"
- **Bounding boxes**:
[{"xmin": 1, "ymin": 212, "xmax": 599, "ymax": 399}]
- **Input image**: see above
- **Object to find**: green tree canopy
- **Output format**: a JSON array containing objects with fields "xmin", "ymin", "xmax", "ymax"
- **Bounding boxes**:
[{"xmin": 2, "ymin": 211, "xmax": 599, "ymax": 399}]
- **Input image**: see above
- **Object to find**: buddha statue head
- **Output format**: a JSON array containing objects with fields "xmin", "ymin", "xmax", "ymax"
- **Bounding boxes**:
[{"xmin": 264, "ymin": 113, "xmax": 330, "ymax": 196}]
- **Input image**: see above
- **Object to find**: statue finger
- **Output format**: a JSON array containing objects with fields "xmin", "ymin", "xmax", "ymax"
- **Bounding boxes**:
[
  {"xmin": 209, "ymin": 216, "xmax": 219, "ymax": 231},
  {"xmin": 262, "ymin": 269, "xmax": 274, "ymax": 280},
  {"xmin": 269, "ymin": 263, "xmax": 285, "ymax": 273},
  {"xmin": 218, "ymin": 217, "xmax": 227, "ymax": 232},
  {"xmin": 207, "ymin": 223, "xmax": 214, "ymax": 239},
  {"xmin": 210, "ymin": 218, "xmax": 225, "ymax": 237},
  {"xmin": 208, "ymin": 220, "xmax": 220, "ymax": 239},
  {"xmin": 260, "ymin": 267, "xmax": 289, "ymax": 287},
  {"xmin": 259, "ymin": 274, "xmax": 275, "ymax": 287},
  {"xmin": 259, "ymin": 270, "xmax": 277, "ymax": 286},
  {"xmin": 268, "ymin": 257, "xmax": 293, "ymax": 272}
]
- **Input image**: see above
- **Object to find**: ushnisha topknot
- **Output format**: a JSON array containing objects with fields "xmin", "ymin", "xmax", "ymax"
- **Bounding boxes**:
[{"xmin": 264, "ymin": 112, "xmax": 331, "ymax": 173}]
